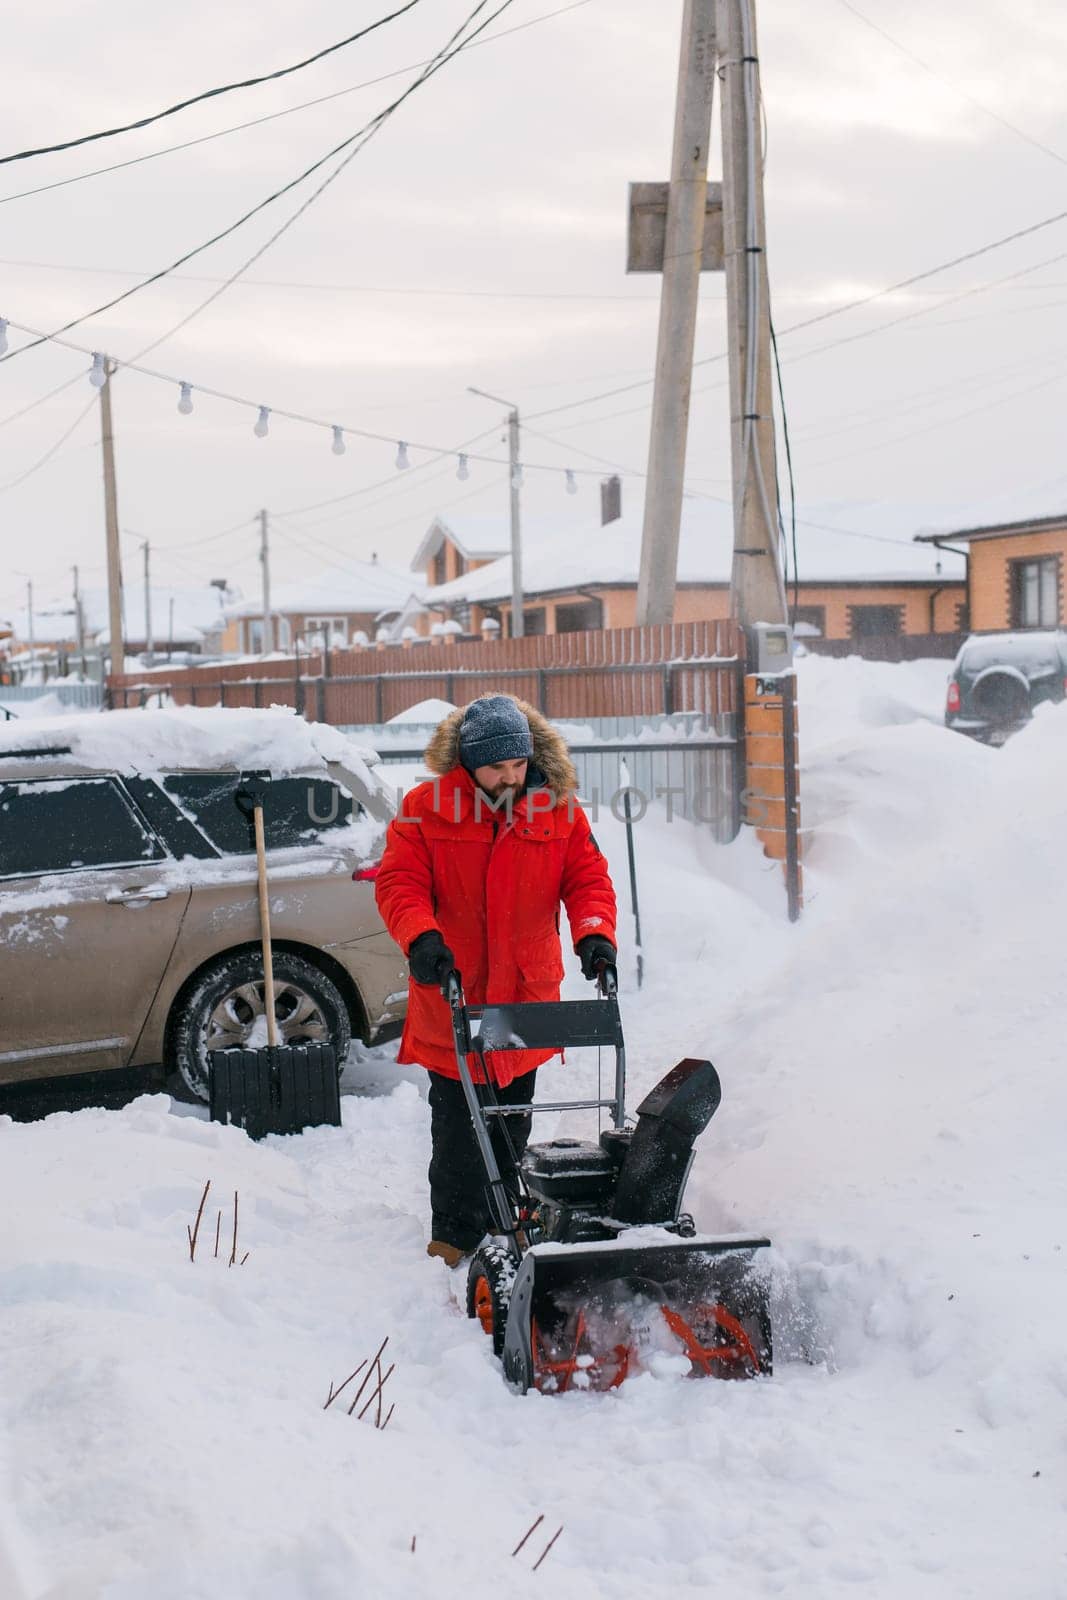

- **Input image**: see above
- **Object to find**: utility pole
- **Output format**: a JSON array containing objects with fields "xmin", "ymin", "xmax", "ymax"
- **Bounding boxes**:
[
  {"xmin": 468, "ymin": 387, "xmax": 524, "ymax": 637},
  {"xmin": 72, "ymin": 565, "xmax": 84, "ymax": 656},
  {"xmin": 25, "ymin": 579, "xmax": 34, "ymax": 680},
  {"xmin": 635, "ymin": 0, "xmax": 717, "ymax": 626},
  {"xmin": 99, "ymin": 361, "xmax": 125, "ymax": 674},
  {"xmin": 259, "ymin": 508, "xmax": 272, "ymax": 655},
  {"xmin": 717, "ymin": 0, "xmax": 787, "ymax": 632},
  {"xmin": 142, "ymin": 539, "xmax": 153, "ymax": 664}
]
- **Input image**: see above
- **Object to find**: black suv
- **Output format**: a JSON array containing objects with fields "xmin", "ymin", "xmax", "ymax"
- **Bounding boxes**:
[{"xmin": 946, "ymin": 631, "xmax": 1067, "ymax": 744}]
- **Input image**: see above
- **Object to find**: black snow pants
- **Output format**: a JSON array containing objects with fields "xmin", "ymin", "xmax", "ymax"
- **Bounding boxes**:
[{"xmin": 427, "ymin": 1067, "xmax": 538, "ymax": 1251}]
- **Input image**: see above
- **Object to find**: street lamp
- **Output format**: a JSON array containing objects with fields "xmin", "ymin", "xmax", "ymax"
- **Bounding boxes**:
[{"xmin": 468, "ymin": 385, "xmax": 524, "ymax": 639}]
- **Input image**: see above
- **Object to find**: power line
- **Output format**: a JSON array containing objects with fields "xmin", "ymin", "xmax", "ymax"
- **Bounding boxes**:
[
  {"xmin": 0, "ymin": 256, "xmax": 657, "ymax": 304},
  {"xmin": 1, "ymin": 0, "xmax": 518, "ymax": 366},
  {"xmin": 0, "ymin": 3, "xmax": 425, "ymax": 168},
  {"xmin": 0, "ymin": 394, "xmax": 98, "ymax": 493},
  {"xmin": 833, "ymin": 0, "xmax": 1067, "ymax": 170},
  {"xmin": 0, "ymin": 369, "xmax": 86, "ymax": 429},
  {"xmin": 525, "ymin": 203, "xmax": 1067, "ymax": 423},
  {"xmin": 0, "ymin": 0, "xmax": 596, "ymax": 208}
]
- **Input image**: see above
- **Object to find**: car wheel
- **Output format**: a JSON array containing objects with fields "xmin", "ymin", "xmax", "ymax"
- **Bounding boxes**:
[{"xmin": 169, "ymin": 949, "xmax": 352, "ymax": 1102}]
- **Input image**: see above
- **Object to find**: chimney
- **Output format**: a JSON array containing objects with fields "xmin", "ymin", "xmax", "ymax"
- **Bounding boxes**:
[{"xmin": 600, "ymin": 475, "xmax": 622, "ymax": 525}]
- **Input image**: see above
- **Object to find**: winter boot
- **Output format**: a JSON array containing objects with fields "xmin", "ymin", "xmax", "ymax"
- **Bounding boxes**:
[{"xmin": 426, "ymin": 1240, "xmax": 469, "ymax": 1268}]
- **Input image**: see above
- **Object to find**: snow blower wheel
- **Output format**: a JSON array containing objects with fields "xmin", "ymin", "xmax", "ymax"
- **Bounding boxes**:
[{"xmin": 465, "ymin": 1246, "xmax": 513, "ymax": 1357}]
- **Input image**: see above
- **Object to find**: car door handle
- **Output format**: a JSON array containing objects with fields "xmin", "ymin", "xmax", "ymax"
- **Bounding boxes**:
[{"xmin": 105, "ymin": 886, "xmax": 169, "ymax": 904}]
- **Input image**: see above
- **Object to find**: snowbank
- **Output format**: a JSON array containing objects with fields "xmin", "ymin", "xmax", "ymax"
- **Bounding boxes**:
[{"xmin": 0, "ymin": 659, "xmax": 1063, "ymax": 1597}]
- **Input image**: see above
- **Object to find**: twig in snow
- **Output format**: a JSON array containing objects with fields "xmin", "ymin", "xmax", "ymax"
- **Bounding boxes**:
[
  {"xmin": 532, "ymin": 1527, "xmax": 564, "ymax": 1572},
  {"xmin": 324, "ymin": 1360, "xmax": 367, "ymax": 1411},
  {"xmin": 511, "ymin": 1514, "xmax": 544, "ymax": 1557},
  {"xmin": 380, "ymin": 1403, "xmax": 395, "ymax": 1432},
  {"xmin": 240, "ymin": 1251, "xmax": 249, "ymax": 1266},
  {"xmin": 347, "ymin": 1337, "xmax": 389, "ymax": 1416},
  {"xmin": 214, "ymin": 1211, "xmax": 222, "ymax": 1259},
  {"xmin": 187, "ymin": 1179, "xmax": 211, "ymax": 1262},
  {"xmin": 228, "ymin": 1189, "xmax": 239, "ymax": 1267},
  {"xmin": 410, "ymin": 1536, "xmax": 416, "ymax": 1554},
  {"xmin": 357, "ymin": 1362, "xmax": 394, "ymax": 1422}
]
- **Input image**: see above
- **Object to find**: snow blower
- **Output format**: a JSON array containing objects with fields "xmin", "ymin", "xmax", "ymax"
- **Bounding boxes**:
[{"xmin": 446, "ymin": 967, "xmax": 772, "ymax": 1393}]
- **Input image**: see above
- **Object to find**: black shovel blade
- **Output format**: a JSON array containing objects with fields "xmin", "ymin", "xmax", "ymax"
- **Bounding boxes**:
[
  {"xmin": 501, "ymin": 1236, "xmax": 773, "ymax": 1394},
  {"xmin": 208, "ymin": 1042, "xmax": 340, "ymax": 1140}
]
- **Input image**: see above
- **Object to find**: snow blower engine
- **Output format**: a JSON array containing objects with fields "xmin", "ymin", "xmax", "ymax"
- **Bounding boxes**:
[{"xmin": 446, "ymin": 966, "xmax": 772, "ymax": 1394}]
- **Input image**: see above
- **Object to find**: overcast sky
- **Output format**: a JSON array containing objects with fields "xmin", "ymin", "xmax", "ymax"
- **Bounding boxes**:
[{"xmin": 3, "ymin": 0, "xmax": 1067, "ymax": 621}]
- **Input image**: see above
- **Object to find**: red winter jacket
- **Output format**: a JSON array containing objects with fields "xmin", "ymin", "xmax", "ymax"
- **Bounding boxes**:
[{"xmin": 374, "ymin": 702, "xmax": 616, "ymax": 1085}]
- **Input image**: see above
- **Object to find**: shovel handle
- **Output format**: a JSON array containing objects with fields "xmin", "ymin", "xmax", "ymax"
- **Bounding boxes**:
[{"xmin": 252, "ymin": 803, "xmax": 278, "ymax": 1049}]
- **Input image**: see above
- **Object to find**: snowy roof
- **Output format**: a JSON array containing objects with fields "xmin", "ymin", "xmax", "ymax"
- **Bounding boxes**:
[
  {"xmin": 224, "ymin": 559, "xmax": 413, "ymax": 621},
  {"xmin": 409, "ymin": 514, "xmax": 510, "ymax": 572},
  {"xmin": 6, "ymin": 585, "xmax": 229, "ymax": 646},
  {"xmin": 417, "ymin": 501, "xmax": 966, "ymax": 605},
  {"xmin": 0, "ymin": 706, "xmax": 378, "ymax": 777},
  {"xmin": 914, "ymin": 511, "xmax": 1067, "ymax": 545}
]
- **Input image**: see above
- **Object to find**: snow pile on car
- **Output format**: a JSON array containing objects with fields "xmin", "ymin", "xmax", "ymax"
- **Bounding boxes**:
[
  {"xmin": 0, "ymin": 706, "xmax": 381, "ymax": 779},
  {"xmin": 0, "ymin": 658, "xmax": 1063, "ymax": 1598}
]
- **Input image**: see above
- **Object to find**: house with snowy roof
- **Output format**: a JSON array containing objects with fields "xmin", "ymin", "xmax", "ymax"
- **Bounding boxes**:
[
  {"xmin": 400, "ymin": 491, "xmax": 966, "ymax": 649},
  {"xmin": 915, "ymin": 511, "xmax": 1067, "ymax": 634},
  {"xmin": 220, "ymin": 556, "xmax": 414, "ymax": 654}
]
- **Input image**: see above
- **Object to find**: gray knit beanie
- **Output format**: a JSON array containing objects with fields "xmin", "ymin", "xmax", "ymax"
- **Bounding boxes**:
[{"xmin": 458, "ymin": 695, "xmax": 533, "ymax": 772}]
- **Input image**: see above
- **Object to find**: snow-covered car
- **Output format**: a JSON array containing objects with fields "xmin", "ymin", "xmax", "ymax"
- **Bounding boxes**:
[
  {"xmin": 945, "ymin": 631, "xmax": 1067, "ymax": 744},
  {"xmin": 0, "ymin": 709, "xmax": 407, "ymax": 1098}
]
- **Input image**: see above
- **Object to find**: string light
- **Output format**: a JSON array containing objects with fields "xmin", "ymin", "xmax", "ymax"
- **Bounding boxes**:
[
  {"xmin": 511, "ymin": 461, "xmax": 524, "ymax": 489},
  {"xmin": 456, "ymin": 453, "xmax": 470, "ymax": 481},
  {"xmin": 0, "ymin": 319, "xmax": 7, "ymax": 356},
  {"xmin": 565, "ymin": 469, "xmax": 578, "ymax": 494},
  {"xmin": 89, "ymin": 352, "xmax": 107, "ymax": 389},
  {"xmin": 395, "ymin": 440, "xmax": 410, "ymax": 469},
  {"xmin": 331, "ymin": 425, "xmax": 346, "ymax": 456},
  {"xmin": 254, "ymin": 405, "xmax": 270, "ymax": 438},
  {"xmin": 177, "ymin": 381, "xmax": 193, "ymax": 415}
]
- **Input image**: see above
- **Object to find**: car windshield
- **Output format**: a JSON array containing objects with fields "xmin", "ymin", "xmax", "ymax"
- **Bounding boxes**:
[{"xmin": 961, "ymin": 633, "xmax": 1064, "ymax": 678}]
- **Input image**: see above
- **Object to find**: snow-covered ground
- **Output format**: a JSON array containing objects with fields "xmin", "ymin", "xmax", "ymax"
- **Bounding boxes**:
[{"xmin": 2, "ymin": 655, "xmax": 1064, "ymax": 1599}]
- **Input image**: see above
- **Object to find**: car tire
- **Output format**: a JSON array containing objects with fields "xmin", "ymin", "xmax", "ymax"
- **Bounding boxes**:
[{"xmin": 169, "ymin": 948, "xmax": 351, "ymax": 1102}]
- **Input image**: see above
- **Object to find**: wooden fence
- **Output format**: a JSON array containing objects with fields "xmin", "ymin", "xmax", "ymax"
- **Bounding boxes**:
[{"xmin": 109, "ymin": 621, "xmax": 746, "ymax": 724}]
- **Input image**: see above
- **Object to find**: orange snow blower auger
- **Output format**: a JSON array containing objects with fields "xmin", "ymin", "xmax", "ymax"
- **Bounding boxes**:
[{"xmin": 445, "ymin": 966, "xmax": 772, "ymax": 1394}]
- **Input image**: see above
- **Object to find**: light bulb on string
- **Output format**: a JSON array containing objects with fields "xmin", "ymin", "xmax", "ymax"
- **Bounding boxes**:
[
  {"xmin": 456, "ymin": 453, "xmax": 470, "ymax": 481},
  {"xmin": 89, "ymin": 352, "xmax": 107, "ymax": 389},
  {"xmin": 395, "ymin": 440, "xmax": 410, "ymax": 470},
  {"xmin": 253, "ymin": 406, "xmax": 270, "ymax": 439},
  {"xmin": 331, "ymin": 425, "xmax": 346, "ymax": 456},
  {"xmin": 0, "ymin": 319, "xmax": 8, "ymax": 357},
  {"xmin": 565, "ymin": 469, "xmax": 578, "ymax": 495},
  {"xmin": 511, "ymin": 462, "xmax": 524, "ymax": 489},
  {"xmin": 177, "ymin": 382, "xmax": 193, "ymax": 415}
]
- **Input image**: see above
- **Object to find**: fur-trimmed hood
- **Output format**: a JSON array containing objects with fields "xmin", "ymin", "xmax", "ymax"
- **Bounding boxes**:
[{"xmin": 423, "ymin": 695, "xmax": 578, "ymax": 801}]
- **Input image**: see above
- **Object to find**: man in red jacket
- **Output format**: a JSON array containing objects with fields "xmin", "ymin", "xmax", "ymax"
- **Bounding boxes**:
[{"xmin": 375, "ymin": 694, "xmax": 617, "ymax": 1267}]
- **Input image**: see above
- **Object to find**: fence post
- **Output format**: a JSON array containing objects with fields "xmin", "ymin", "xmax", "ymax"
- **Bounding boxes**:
[
  {"xmin": 662, "ymin": 664, "xmax": 674, "ymax": 715},
  {"xmin": 219, "ymin": 681, "xmax": 228, "ymax": 707},
  {"xmin": 315, "ymin": 676, "xmax": 326, "ymax": 722},
  {"xmin": 446, "ymin": 673, "xmax": 455, "ymax": 704},
  {"xmin": 253, "ymin": 681, "xmax": 262, "ymax": 709},
  {"xmin": 537, "ymin": 669, "xmax": 547, "ymax": 712},
  {"xmin": 375, "ymin": 675, "xmax": 384, "ymax": 724}
]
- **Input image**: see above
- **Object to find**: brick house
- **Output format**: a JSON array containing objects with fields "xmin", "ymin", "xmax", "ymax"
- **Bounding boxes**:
[
  {"xmin": 400, "ymin": 501, "xmax": 965, "ymax": 648},
  {"xmin": 221, "ymin": 558, "xmax": 413, "ymax": 654},
  {"xmin": 915, "ymin": 513, "xmax": 1067, "ymax": 633}
]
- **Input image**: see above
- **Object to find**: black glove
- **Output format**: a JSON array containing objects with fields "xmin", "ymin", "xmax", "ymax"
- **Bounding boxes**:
[
  {"xmin": 408, "ymin": 930, "xmax": 455, "ymax": 988},
  {"xmin": 576, "ymin": 935, "xmax": 617, "ymax": 981}
]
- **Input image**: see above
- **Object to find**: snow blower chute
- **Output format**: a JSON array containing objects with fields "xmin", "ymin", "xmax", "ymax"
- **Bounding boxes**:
[{"xmin": 446, "ymin": 966, "xmax": 772, "ymax": 1393}]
